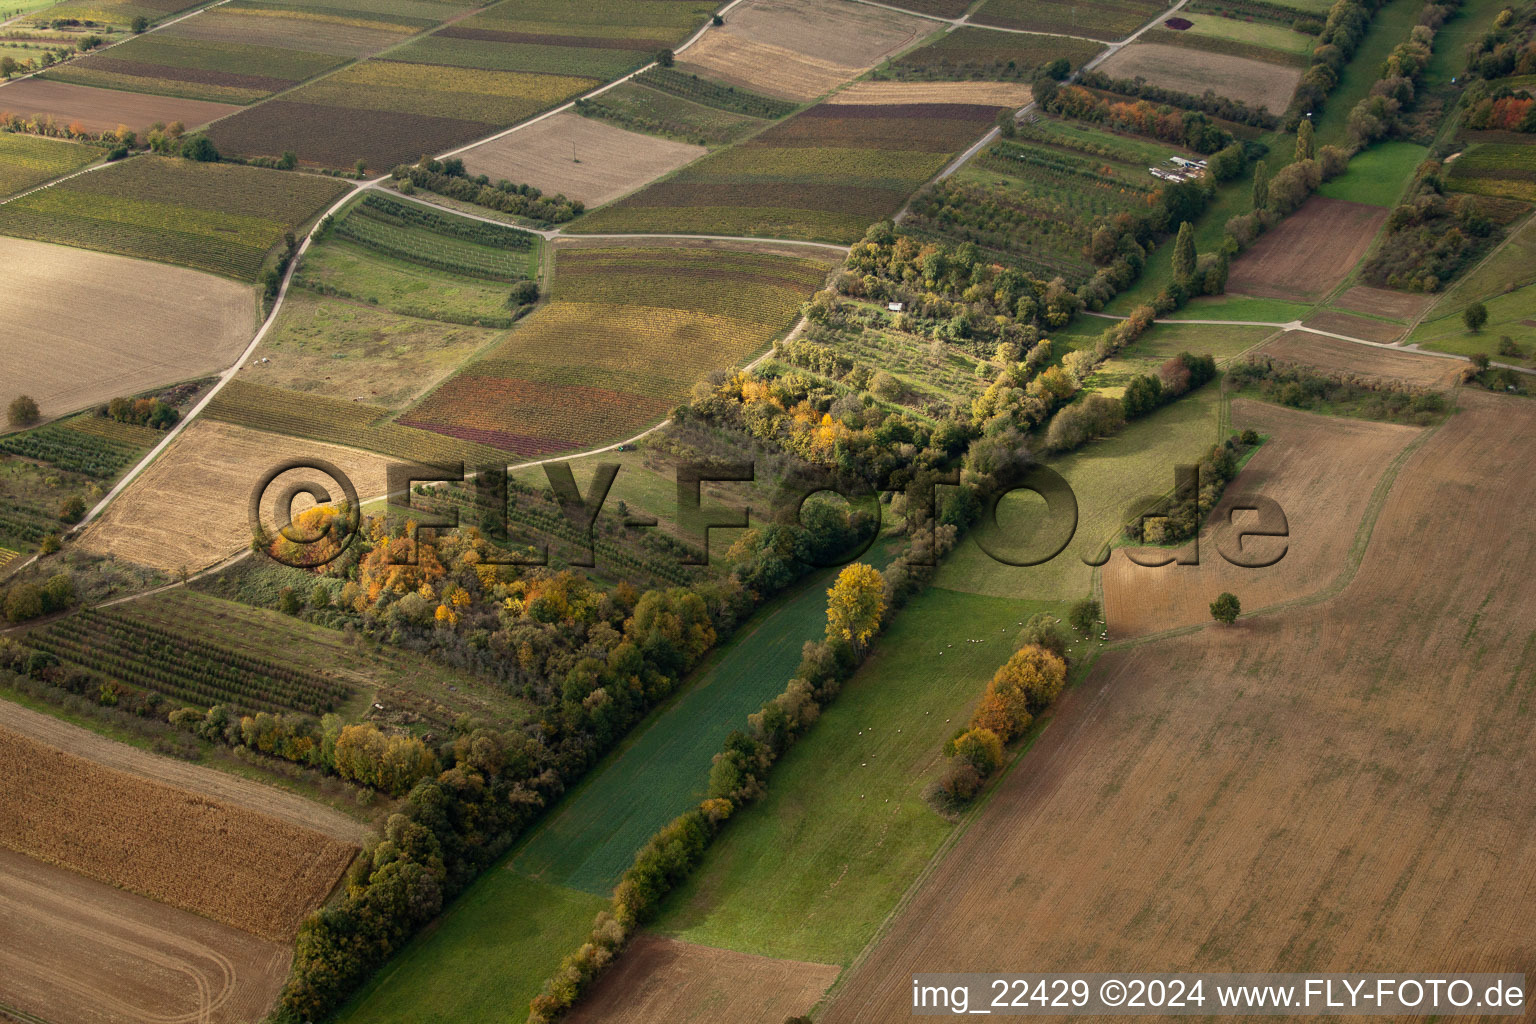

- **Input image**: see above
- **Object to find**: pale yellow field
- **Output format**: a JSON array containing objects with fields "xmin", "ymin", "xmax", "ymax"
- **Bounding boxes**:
[
  {"xmin": 461, "ymin": 112, "xmax": 706, "ymax": 207},
  {"xmin": 1097, "ymin": 42, "xmax": 1302, "ymax": 114},
  {"xmin": 827, "ymin": 80, "xmax": 1033, "ymax": 107},
  {"xmin": 78, "ymin": 419, "xmax": 390, "ymax": 572},
  {"xmin": 0, "ymin": 237, "xmax": 256, "ymax": 419}
]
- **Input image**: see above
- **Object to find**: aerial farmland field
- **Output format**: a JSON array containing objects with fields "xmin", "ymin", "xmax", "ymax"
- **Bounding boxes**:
[
  {"xmin": 0, "ymin": 131, "xmax": 99, "ymax": 197},
  {"xmin": 0, "ymin": 76, "xmax": 242, "ymax": 132}
]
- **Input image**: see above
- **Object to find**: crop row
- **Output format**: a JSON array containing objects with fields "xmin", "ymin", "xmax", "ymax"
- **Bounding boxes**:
[
  {"xmin": 336, "ymin": 214, "xmax": 529, "ymax": 282},
  {"xmin": 638, "ymin": 67, "xmax": 797, "ymax": 119},
  {"xmin": 34, "ymin": 608, "xmax": 349, "ymax": 714},
  {"xmin": 0, "ymin": 421, "xmax": 146, "ymax": 479},
  {"xmin": 358, "ymin": 193, "xmax": 536, "ymax": 249}
]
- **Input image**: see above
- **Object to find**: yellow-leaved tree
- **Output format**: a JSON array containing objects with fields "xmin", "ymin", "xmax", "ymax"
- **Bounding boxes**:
[{"xmin": 825, "ymin": 562, "xmax": 885, "ymax": 653}]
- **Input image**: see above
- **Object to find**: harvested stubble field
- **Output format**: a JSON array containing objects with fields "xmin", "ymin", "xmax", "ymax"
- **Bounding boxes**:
[
  {"xmin": 0, "ymin": 723, "xmax": 356, "ymax": 940},
  {"xmin": 0, "ymin": 132, "xmax": 98, "ymax": 197},
  {"xmin": 1102, "ymin": 399, "xmax": 1423, "ymax": 636},
  {"xmin": 823, "ymin": 390, "xmax": 1536, "ymax": 1023},
  {"xmin": 43, "ymin": 6, "xmax": 413, "ymax": 104},
  {"xmin": 0, "ymin": 77, "xmax": 241, "ymax": 133},
  {"xmin": 0, "ymin": 236, "xmax": 254, "ymax": 418},
  {"xmin": 883, "ymin": 26, "xmax": 1106, "ymax": 81},
  {"xmin": 209, "ymin": 62, "xmax": 599, "ymax": 169},
  {"xmin": 564, "ymin": 936, "xmax": 839, "ymax": 1024},
  {"xmin": 571, "ymin": 101, "xmax": 1005, "ymax": 243},
  {"xmin": 825, "ymin": 80, "xmax": 1033, "ymax": 107},
  {"xmin": 0, "ymin": 846, "xmax": 291, "ymax": 1024},
  {"xmin": 1226, "ymin": 197, "xmax": 1389, "ymax": 302},
  {"xmin": 0, "ymin": 156, "xmax": 350, "ymax": 279},
  {"xmin": 1301, "ymin": 310, "xmax": 1405, "ymax": 344},
  {"xmin": 460, "ymin": 111, "xmax": 706, "ymax": 207},
  {"xmin": 971, "ymin": 0, "xmax": 1165, "ymax": 40},
  {"xmin": 1256, "ymin": 331, "xmax": 1465, "ymax": 389},
  {"xmin": 676, "ymin": 0, "xmax": 930, "ymax": 101},
  {"xmin": 1095, "ymin": 41, "xmax": 1303, "ymax": 113},
  {"xmin": 403, "ymin": 243, "xmax": 836, "ymax": 454},
  {"xmin": 78, "ymin": 418, "xmax": 392, "ymax": 572}
]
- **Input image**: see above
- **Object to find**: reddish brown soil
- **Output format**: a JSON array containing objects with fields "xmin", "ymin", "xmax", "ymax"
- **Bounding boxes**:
[
  {"xmin": 1227, "ymin": 197, "xmax": 1389, "ymax": 301},
  {"xmin": 1334, "ymin": 285, "xmax": 1434, "ymax": 320},
  {"xmin": 1302, "ymin": 310, "xmax": 1406, "ymax": 343},
  {"xmin": 1256, "ymin": 331, "xmax": 1465, "ymax": 389},
  {"xmin": 0, "ymin": 77, "xmax": 239, "ymax": 132}
]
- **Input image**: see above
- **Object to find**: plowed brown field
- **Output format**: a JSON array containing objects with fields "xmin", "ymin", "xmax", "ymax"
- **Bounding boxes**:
[
  {"xmin": 823, "ymin": 389, "xmax": 1536, "ymax": 1022},
  {"xmin": 1227, "ymin": 198, "xmax": 1388, "ymax": 302},
  {"xmin": 0, "ymin": 78, "xmax": 240, "ymax": 132},
  {"xmin": 1102, "ymin": 399, "xmax": 1422, "ymax": 637},
  {"xmin": 0, "ymin": 723, "xmax": 356, "ymax": 941},
  {"xmin": 1334, "ymin": 285, "xmax": 1433, "ymax": 320},
  {"xmin": 1303, "ymin": 310, "xmax": 1405, "ymax": 343},
  {"xmin": 565, "ymin": 936, "xmax": 840, "ymax": 1024},
  {"xmin": 1255, "ymin": 331, "xmax": 1465, "ymax": 389},
  {"xmin": 1096, "ymin": 43, "xmax": 1301, "ymax": 113},
  {"xmin": 0, "ymin": 847, "xmax": 291, "ymax": 1024}
]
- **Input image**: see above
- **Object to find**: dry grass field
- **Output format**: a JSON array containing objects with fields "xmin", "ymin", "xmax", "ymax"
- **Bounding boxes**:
[
  {"xmin": 1335, "ymin": 284, "xmax": 1434, "ymax": 320},
  {"xmin": 823, "ymin": 390, "xmax": 1536, "ymax": 1021},
  {"xmin": 0, "ymin": 723, "xmax": 357, "ymax": 940},
  {"xmin": 1227, "ymin": 197, "xmax": 1390, "ymax": 302},
  {"xmin": 1256, "ymin": 331, "xmax": 1465, "ymax": 389},
  {"xmin": 0, "ymin": 699, "xmax": 365, "ymax": 843},
  {"xmin": 565, "ymin": 937, "xmax": 840, "ymax": 1024},
  {"xmin": 677, "ymin": 0, "xmax": 929, "ymax": 100},
  {"xmin": 0, "ymin": 237, "xmax": 255, "ymax": 419},
  {"xmin": 0, "ymin": 77, "xmax": 240, "ymax": 132},
  {"xmin": 1095, "ymin": 42, "xmax": 1302, "ymax": 113},
  {"xmin": 1302, "ymin": 310, "xmax": 1406, "ymax": 344},
  {"xmin": 460, "ymin": 111, "xmax": 706, "ymax": 207},
  {"xmin": 1102, "ymin": 399, "xmax": 1422, "ymax": 637},
  {"xmin": 78, "ymin": 419, "xmax": 391, "ymax": 573},
  {"xmin": 825, "ymin": 80, "xmax": 1033, "ymax": 107},
  {"xmin": 0, "ymin": 846, "xmax": 291, "ymax": 1024}
]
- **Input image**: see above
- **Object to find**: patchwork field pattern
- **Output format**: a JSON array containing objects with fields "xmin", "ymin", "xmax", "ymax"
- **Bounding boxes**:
[
  {"xmin": 971, "ymin": 0, "xmax": 1166, "ymax": 40},
  {"xmin": 571, "ymin": 101, "xmax": 1008, "ymax": 243},
  {"xmin": 826, "ymin": 80, "xmax": 1033, "ymax": 107},
  {"xmin": 1226, "ymin": 197, "xmax": 1389, "ymax": 302},
  {"xmin": 460, "ymin": 110, "xmax": 706, "ymax": 207},
  {"xmin": 0, "ymin": 133, "xmax": 99, "ymax": 198},
  {"xmin": 0, "ymin": 77, "xmax": 241, "ymax": 133},
  {"xmin": 1445, "ymin": 142, "xmax": 1536, "ymax": 203},
  {"xmin": 676, "ymin": 0, "xmax": 931, "ymax": 101},
  {"xmin": 0, "ymin": 723, "xmax": 357, "ymax": 940},
  {"xmin": 0, "ymin": 236, "xmax": 254, "ymax": 418},
  {"xmin": 0, "ymin": 157, "xmax": 349, "ymax": 279},
  {"xmin": 822, "ymin": 392, "xmax": 1536, "ymax": 1022},
  {"xmin": 0, "ymin": 847, "xmax": 292, "ymax": 1024},
  {"xmin": 883, "ymin": 26, "xmax": 1106, "ymax": 81},
  {"xmin": 31, "ymin": 0, "xmax": 202, "ymax": 31},
  {"xmin": 1096, "ymin": 41, "xmax": 1303, "ymax": 113},
  {"xmin": 401, "ymin": 242, "xmax": 837, "ymax": 455},
  {"xmin": 43, "ymin": 5, "xmax": 415, "ymax": 103}
]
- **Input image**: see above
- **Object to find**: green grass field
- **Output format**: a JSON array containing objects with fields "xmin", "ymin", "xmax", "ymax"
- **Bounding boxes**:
[
  {"xmin": 1412, "ymin": 213, "xmax": 1536, "ymax": 323},
  {"xmin": 1183, "ymin": 12, "xmax": 1317, "ymax": 55},
  {"xmin": 1085, "ymin": 321, "xmax": 1274, "ymax": 394},
  {"xmin": 336, "ymin": 873, "xmax": 605, "ymax": 1024},
  {"xmin": 937, "ymin": 381, "xmax": 1225, "ymax": 600},
  {"xmin": 1409, "ymin": 281, "xmax": 1536, "ymax": 360},
  {"xmin": 1313, "ymin": 0, "xmax": 1425, "ymax": 148},
  {"xmin": 653, "ymin": 587, "xmax": 1070, "ymax": 963},
  {"xmin": 1316, "ymin": 141, "xmax": 1427, "ymax": 205}
]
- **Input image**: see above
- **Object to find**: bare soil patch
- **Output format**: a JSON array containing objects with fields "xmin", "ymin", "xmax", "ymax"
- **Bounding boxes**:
[
  {"xmin": 679, "ymin": 0, "xmax": 929, "ymax": 100},
  {"xmin": 461, "ymin": 112, "xmax": 705, "ymax": 207},
  {"xmin": 78, "ymin": 419, "xmax": 390, "ymax": 573},
  {"xmin": 0, "ymin": 846, "xmax": 290, "ymax": 1024},
  {"xmin": 0, "ymin": 699, "xmax": 366, "ymax": 842},
  {"xmin": 1257, "ymin": 331, "xmax": 1464, "ymax": 389},
  {"xmin": 1227, "ymin": 197, "xmax": 1389, "ymax": 302},
  {"xmin": 0, "ymin": 77, "xmax": 240, "ymax": 132},
  {"xmin": 565, "ymin": 936, "xmax": 840, "ymax": 1024},
  {"xmin": 1303, "ymin": 310, "xmax": 1405, "ymax": 343},
  {"xmin": 0, "ymin": 722, "xmax": 356, "ymax": 940},
  {"xmin": 1096, "ymin": 42, "xmax": 1301, "ymax": 113},
  {"xmin": 823, "ymin": 390, "xmax": 1536, "ymax": 1021},
  {"xmin": 1334, "ymin": 284, "xmax": 1434, "ymax": 320},
  {"xmin": 1102, "ymin": 399, "xmax": 1421, "ymax": 637},
  {"xmin": 0, "ymin": 237, "xmax": 255, "ymax": 419},
  {"xmin": 826, "ymin": 80, "xmax": 1033, "ymax": 107}
]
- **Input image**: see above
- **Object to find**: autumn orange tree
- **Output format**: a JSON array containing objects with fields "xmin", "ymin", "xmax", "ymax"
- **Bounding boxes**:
[
  {"xmin": 824, "ymin": 562, "xmax": 884, "ymax": 654},
  {"xmin": 971, "ymin": 643, "xmax": 1067, "ymax": 742}
]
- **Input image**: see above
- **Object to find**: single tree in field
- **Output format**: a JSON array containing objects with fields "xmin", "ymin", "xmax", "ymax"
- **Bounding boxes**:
[
  {"xmin": 7, "ymin": 395, "xmax": 39, "ymax": 426},
  {"xmin": 58, "ymin": 496, "xmax": 86, "ymax": 523},
  {"xmin": 1173, "ymin": 221, "xmax": 1197, "ymax": 284},
  {"xmin": 131, "ymin": 14, "xmax": 147, "ymax": 31},
  {"xmin": 1210, "ymin": 591, "xmax": 1241, "ymax": 624},
  {"xmin": 1251, "ymin": 161, "xmax": 1269, "ymax": 211},
  {"xmin": 1068, "ymin": 597, "xmax": 1100, "ymax": 635},
  {"xmin": 1296, "ymin": 118, "xmax": 1315, "ymax": 162},
  {"xmin": 657, "ymin": 47, "xmax": 674, "ymax": 67},
  {"xmin": 1463, "ymin": 302, "xmax": 1489, "ymax": 333},
  {"xmin": 825, "ymin": 562, "xmax": 884, "ymax": 653}
]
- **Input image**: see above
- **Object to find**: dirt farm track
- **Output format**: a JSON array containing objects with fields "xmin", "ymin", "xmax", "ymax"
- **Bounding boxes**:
[{"xmin": 822, "ymin": 390, "xmax": 1536, "ymax": 1022}]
